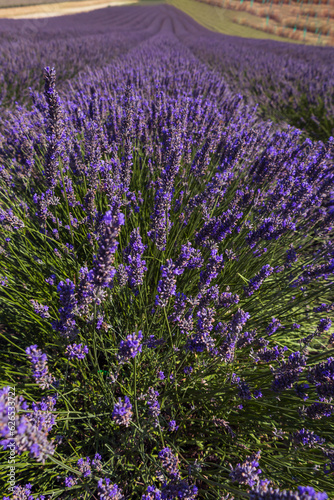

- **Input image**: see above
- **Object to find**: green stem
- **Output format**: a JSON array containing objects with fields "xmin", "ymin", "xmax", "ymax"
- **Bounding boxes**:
[{"xmin": 133, "ymin": 356, "xmax": 140, "ymax": 427}]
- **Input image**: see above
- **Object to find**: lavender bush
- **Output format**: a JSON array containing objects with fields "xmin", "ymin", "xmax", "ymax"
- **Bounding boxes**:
[{"xmin": 0, "ymin": 4, "xmax": 334, "ymax": 500}]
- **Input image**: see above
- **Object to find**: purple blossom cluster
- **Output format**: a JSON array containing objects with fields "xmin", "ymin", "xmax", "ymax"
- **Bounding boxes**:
[
  {"xmin": 97, "ymin": 478, "xmax": 124, "ymax": 500},
  {"xmin": 168, "ymin": 420, "xmax": 179, "ymax": 432},
  {"xmin": 65, "ymin": 343, "xmax": 89, "ymax": 360},
  {"xmin": 307, "ymin": 357, "xmax": 334, "ymax": 400},
  {"xmin": 159, "ymin": 447, "xmax": 181, "ymax": 480},
  {"xmin": 185, "ymin": 307, "xmax": 216, "ymax": 353},
  {"xmin": 122, "ymin": 228, "xmax": 147, "ymax": 286},
  {"xmin": 144, "ymin": 335, "xmax": 166, "ymax": 349},
  {"xmin": 93, "ymin": 211, "xmax": 125, "ymax": 289},
  {"xmin": 230, "ymin": 451, "xmax": 262, "ymax": 487},
  {"xmin": 51, "ymin": 279, "xmax": 78, "ymax": 339},
  {"xmin": 77, "ymin": 456, "xmax": 92, "ymax": 477},
  {"xmin": 244, "ymin": 265, "xmax": 274, "ymax": 297},
  {"xmin": 155, "ymin": 260, "xmax": 178, "ymax": 308},
  {"xmin": 198, "ymin": 246, "xmax": 224, "ymax": 289},
  {"xmin": 254, "ymin": 345, "xmax": 288, "ymax": 363},
  {"xmin": 266, "ymin": 318, "xmax": 282, "ymax": 337},
  {"xmin": 313, "ymin": 304, "xmax": 333, "ymax": 314},
  {"xmin": 64, "ymin": 475, "xmax": 78, "ymax": 487},
  {"xmin": 272, "ymin": 352, "xmax": 307, "ymax": 392},
  {"xmin": 218, "ymin": 289, "xmax": 240, "ymax": 309},
  {"xmin": 112, "ymin": 396, "xmax": 133, "ymax": 427},
  {"xmin": 2, "ymin": 482, "xmax": 48, "ymax": 500},
  {"xmin": 29, "ymin": 299, "xmax": 50, "ymax": 319},
  {"xmin": 117, "ymin": 331, "xmax": 143, "ymax": 363},
  {"xmin": 292, "ymin": 428, "xmax": 325, "ymax": 448},
  {"xmin": 25, "ymin": 345, "xmax": 55, "ymax": 389},
  {"xmin": 249, "ymin": 484, "xmax": 328, "ymax": 500},
  {"xmin": 0, "ymin": 387, "xmax": 56, "ymax": 463},
  {"xmin": 146, "ymin": 387, "xmax": 161, "ymax": 426},
  {"xmin": 300, "ymin": 402, "xmax": 333, "ymax": 420}
]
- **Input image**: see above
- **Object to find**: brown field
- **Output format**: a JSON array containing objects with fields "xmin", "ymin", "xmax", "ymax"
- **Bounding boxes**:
[
  {"xmin": 196, "ymin": 0, "xmax": 334, "ymax": 45},
  {"xmin": 0, "ymin": 0, "xmax": 137, "ymax": 18}
]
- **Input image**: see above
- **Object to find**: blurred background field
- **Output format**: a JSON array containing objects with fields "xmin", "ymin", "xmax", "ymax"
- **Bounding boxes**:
[
  {"xmin": 185, "ymin": 0, "xmax": 334, "ymax": 45},
  {"xmin": 1, "ymin": 0, "xmax": 333, "ymax": 46},
  {"xmin": 167, "ymin": 0, "xmax": 302, "ymax": 42},
  {"xmin": 0, "ymin": 0, "xmax": 138, "ymax": 18}
]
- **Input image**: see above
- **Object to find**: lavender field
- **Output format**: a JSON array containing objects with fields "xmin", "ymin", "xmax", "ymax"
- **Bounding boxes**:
[{"xmin": 1, "ymin": 4, "xmax": 334, "ymax": 500}]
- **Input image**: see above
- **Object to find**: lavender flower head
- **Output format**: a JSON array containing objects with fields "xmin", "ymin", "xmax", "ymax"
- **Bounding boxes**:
[
  {"xmin": 4, "ymin": 483, "xmax": 34, "ymax": 500},
  {"xmin": 65, "ymin": 343, "xmax": 89, "ymax": 360},
  {"xmin": 93, "ymin": 211, "xmax": 125, "ymax": 288},
  {"xmin": 146, "ymin": 387, "xmax": 161, "ymax": 427},
  {"xmin": 64, "ymin": 475, "xmax": 78, "ymax": 487},
  {"xmin": 230, "ymin": 451, "xmax": 262, "ymax": 487},
  {"xmin": 123, "ymin": 227, "xmax": 148, "ymax": 288},
  {"xmin": 25, "ymin": 345, "xmax": 55, "ymax": 389},
  {"xmin": 0, "ymin": 387, "xmax": 56, "ymax": 463},
  {"xmin": 155, "ymin": 259, "xmax": 178, "ymax": 307},
  {"xmin": 77, "ymin": 456, "xmax": 92, "ymax": 477},
  {"xmin": 112, "ymin": 396, "xmax": 133, "ymax": 427},
  {"xmin": 160, "ymin": 480, "xmax": 198, "ymax": 500},
  {"xmin": 272, "ymin": 351, "xmax": 307, "ymax": 392},
  {"xmin": 168, "ymin": 420, "xmax": 179, "ymax": 432},
  {"xmin": 117, "ymin": 331, "xmax": 143, "ymax": 363},
  {"xmin": 158, "ymin": 447, "xmax": 181, "ymax": 480},
  {"xmin": 92, "ymin": 452, "xmax": 103, "ymax": 471},
  {"xmin": 43, "ymin": 66, "xmax": 64, "ymax": 188},
  {"xmin": 292, "ymin": 429, "xmax": 325, "ymax": 448},
  {"xmin": 52, "ymin": 279, "xmax": 78, "ymax": 339},
  {"xmin": 142, "ymin": 485, "xmax": 162, "ymax": 500},
  {"xmin": 30, "ymin": 299, "xmax": 50, "ymax": 319},
  {"xmin": 266, "ymin": 318, "xmax": 282, "ymax": 336},
  {"xmin": 244, "ymin": 265, "xmax": 274, "ymax": 297},
  {"xmin": 250, "ymin": 483, "xmax": 328, "ymax": 499},
  {"xmin": 97, "ymin": 478, "xmax": 124, "ymax": 500}
]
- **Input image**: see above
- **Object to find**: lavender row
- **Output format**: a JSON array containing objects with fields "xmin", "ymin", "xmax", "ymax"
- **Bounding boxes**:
[{"xmin": 179, "ymin": 21, "xmax": 334, "ymax": 142}]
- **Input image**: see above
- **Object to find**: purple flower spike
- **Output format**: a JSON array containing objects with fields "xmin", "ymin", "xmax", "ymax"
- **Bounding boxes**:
[
  {"xmin": 250, "ymin": 483, "xmax": 328, "ymax": 499},
  {"xmin": 230, "ymin": 451, "xmax": 262, "ymax": 487},
  {"xmin": 97, "ymin": 478, "xmax": 124, "ymax": 500},
  {"xmin": 77, "ymin": 457, "xmax": 92, "ymax": 477},
  {"xmin": 158, "ymin": 447, "xmax": 181, "ymax": 480},
  {"xmin": 155, "ymin": 259, "xmax": 178, "ymax": 307},
  {"xmin": 146, "ymin": 387, "xmax": 161, "ymax": 427},
  {"xmin": 244, "ymin": 265, "xmax": 274, "ymax": 297},
  {"xmin": 292, "ymin": 428, "xmax": 325, "ymax": 447},
  {"xmin": 266, "ymin": 317, "xmax": 282, "ymax": 336},
  {"xmin": 117, "ymin": 331, "xmax": 143, "ymax": 363},
  {"xmin": 26, "ymin": 345, "xmax": 55, "ymax": 389},
  {"xmin": 123, "ymin": 227, "xmax": 147, "ymax": 288},
  {"xmin": 0, "ymin": 387, "xmax": 56, "ymax": 463},
  {"xmin": 51, "ymin": 278, "xmax": 78, "ymax": 339},
  {"xmin": 93, "ymin": 211, "xmax": 125, "ymax": 289},
  {"xmin": 142, "ymin": 485, "xmax": 162, "ymax": 500},
  {"xmin": 112, "ymin": 396, "xmax": 133, "ymax": 427},
  {"xmin": 64, "ymin": 475, "xmax": 78, "ymax": 487},
  {"xmin": 65, "ymin": 343, "xmax": 89, "ymax": 360},
  {"xmin": 168, "ymin": 420, "xmax": 179, "ymax": 432}
]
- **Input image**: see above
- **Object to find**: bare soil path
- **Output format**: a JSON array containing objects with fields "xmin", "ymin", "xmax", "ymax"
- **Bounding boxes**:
[{"xmin": 0, "ymin": 0, "xmax": 137, "ymax": 18}]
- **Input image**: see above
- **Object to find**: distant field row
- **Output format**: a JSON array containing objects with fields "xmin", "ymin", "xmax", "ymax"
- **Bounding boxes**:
[
  {"xmin": 0, "ymin": 0, "xmax": 76, "ymax": 7},
  {"xmin": 167, "ymin": 0, "xmax": 302, "ymax": 43},
  {"xmin": 0, "ymin": 0, "xmax": 160, "ymax": 10},
  {"xmin": 191, "ymin": 0, "xmax": 334, "ymax": 45}
]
